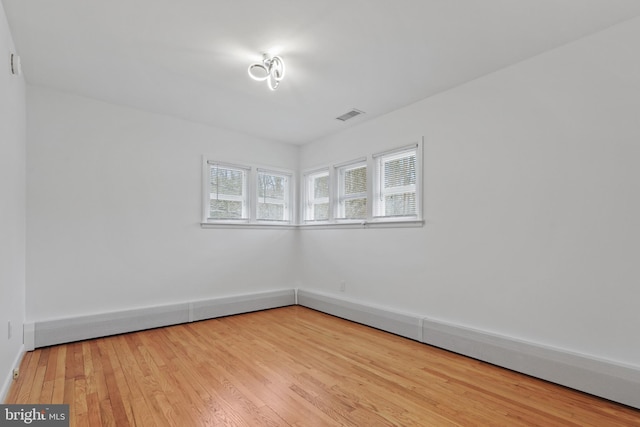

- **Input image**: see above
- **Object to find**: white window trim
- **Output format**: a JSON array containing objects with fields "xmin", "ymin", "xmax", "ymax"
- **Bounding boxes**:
[
  {"xmin": 203, "ymin": 159, "xmax": 251, "ymax": 223},
  {"xmin": 256, "ymin": 168, "xmax": 294, "ymax": 224},
  {"xmin": 302, "ymin": 168, "xmax": 332, "ymax": 223},
  {"xmin": 297, "ymin": 219, "xmax": 424, "ymax": 230},
  {"xmin": 201, "ymin": 157, "xmax": 295, "ymax": 227},
  {"xmin": 371, "ymin": 142, "xmax": 423, "ymax": 222},
  {"xmin": 201, "ymin": 139, "xmax": 424, "ymax": 229},
  {"xmin": 334, "ymin": 157, "xmax": 368, "ymax": 222}
]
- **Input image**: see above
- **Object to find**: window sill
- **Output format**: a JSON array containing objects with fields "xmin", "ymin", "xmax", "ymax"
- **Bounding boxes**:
[
  {"xmin": 298, "ymin": 219, "xmax": 425, "ymax": 230},
  {"xmin": 201, "ymin": 222, "xmax": 296, "ymax": 230},
  {"xmin": 201, "ymin": 219, "xmax": 425, "ymax": 230}
]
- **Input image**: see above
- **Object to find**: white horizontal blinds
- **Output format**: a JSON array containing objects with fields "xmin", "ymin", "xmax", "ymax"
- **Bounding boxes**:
[
  {"xmin": 257, "ymin": 170, "xmax": 290, "ymax": 222},
  {"xmin": 374, "ymin": 147, "xmax": 417, "ymax": 218},
  {"xmin": 305, "ymin": 170, "xmax": 330, "ymax": 221},
  {"xmin": 336, "ymin": 162, "xmax": 367, "ymax": 219},
  {"xmin": 208, "ymin": 163, "xmax": 248, "ymax": 220}
]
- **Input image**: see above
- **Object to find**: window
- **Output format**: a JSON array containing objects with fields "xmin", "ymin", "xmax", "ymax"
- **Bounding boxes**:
[
  {"xmin": 304, "ymin": 169, "xmax": 330, "ymax": 222},
  {"xmin": 335, "ymin": 160, "xmax": 367, "ymax": 220},
  {"xmin": 203, "ymin": 159, "xmax": 294, "ymax": 226},
  {"xmin": 203, "ymin": 140, "xmax": 421, "ymax": 228},
  {"xmin": 257, "ymin": 169, "xmax": 291, "ymax": 222},
  {"xmin": 373, "ymin": 146, "xmax": 419, "ymax": 219},
  {"xmin": 207, "ymin": 162, "xmax": 249, "ymax": 221}
]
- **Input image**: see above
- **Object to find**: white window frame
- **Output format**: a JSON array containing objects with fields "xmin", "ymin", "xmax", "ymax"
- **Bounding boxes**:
[
  {"xmin": 204, "ymin": 160, "xmax": 250, "ymax": 223},
  {"xmin": 372, "ymin": 143, "xmax": 422, "ymax": 222},
  {"xmin": 303, "ymin": 168, "xmax": 331, "ymax": 223},
  {"xmin": 334, "ymin": 157, "xmax": 368, "ymax": 221},
  {"xmin": 201, "ymin": 139, "xmax": 422, "ymax": 229},
  {"xmin": 256, "ymin": 168, "xmax": 293, "ymax": 224},
  {"xmin": 202, "ymin": 157, "xmax": 295, "ymax": 227}
]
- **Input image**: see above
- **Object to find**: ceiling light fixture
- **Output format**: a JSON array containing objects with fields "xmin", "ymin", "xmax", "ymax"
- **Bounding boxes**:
[{"xmin": 248, "ymin": 54, "xmax": 285, "ymax": 91}]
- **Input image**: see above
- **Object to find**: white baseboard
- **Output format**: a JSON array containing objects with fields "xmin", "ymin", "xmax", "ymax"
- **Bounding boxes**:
[
  {"xmin": 19, "ymin": 288, "xmax": 640, "ymax": 409},
  {"xmin": 1, "ymin": 345, "xmax": 24, "ymax": 403},
  {"xmin": 192, "ymin": 289, "xmax": 295, "ymax": 321},
  {"xmin": 297, "ymin": 289, "xmax": 423, "ymax": 341},
  {"xmin": 32, "ymin": 303, "xmax": 191, "ymax": 349},
  {"xmin": 297, "ymin": 289, "xmax": 640, "ymax": 410},
  {"xmin": 24, "ymin": 289, "xmax": 296, "ymax": 350},
  {"xmin": 422, "ymin": 317, "xmax": 640, "ymax": 409}
]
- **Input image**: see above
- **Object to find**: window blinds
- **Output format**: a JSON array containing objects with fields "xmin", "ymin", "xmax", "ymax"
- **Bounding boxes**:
[
  {"xmin": 337, "ymin": 163, "xmax": 367, "ymax": 219},
  {"xmin": 208, "ymin": 163, "xmax": 248, "ymax": 220},
  {"xmin": 375, "ymin": 148, "xmax": 417, "ymax": 217},
  {"xmin": 257, "ymin": 170, "xmax": 290, "ymax": 221},
  {"xmin": 304, "ymin": 170, "xmax": 330, "ymax": 221}
]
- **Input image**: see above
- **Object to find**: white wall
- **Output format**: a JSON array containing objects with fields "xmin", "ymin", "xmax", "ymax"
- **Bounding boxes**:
[
  {"xmin": 0, "ymin": 0, "xmax": 26, "ymax": 401},
  {"xmin": 299, "ymin": 17, "xmax": 640, "ymax": 368},
  {"xmin": 26, "ymin": 87, "xmax": 300, "ymax": 322},
  {"xmin": 16, "ymin": 8, "xmax": 640, "ymax": 400}
]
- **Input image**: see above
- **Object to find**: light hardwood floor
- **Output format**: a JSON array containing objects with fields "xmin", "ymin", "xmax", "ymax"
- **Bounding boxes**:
[{"xmin": 6, "ymin": 306, "xmax": 640, "ymax": 426}]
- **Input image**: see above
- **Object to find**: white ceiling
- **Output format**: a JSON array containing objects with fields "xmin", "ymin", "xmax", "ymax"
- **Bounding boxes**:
[{"xmin": 4, "ymin": 0, "xmax": 640, "ymax": 144}]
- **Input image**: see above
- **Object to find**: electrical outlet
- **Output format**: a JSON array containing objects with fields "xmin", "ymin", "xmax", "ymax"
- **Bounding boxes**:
[
  {"xmin": 13, "ymin": 368, "xmax": 19, "ymax": 379},
  {"xmin": 340, "ymin": 281, "xmax": 346, "ymax": 292}
]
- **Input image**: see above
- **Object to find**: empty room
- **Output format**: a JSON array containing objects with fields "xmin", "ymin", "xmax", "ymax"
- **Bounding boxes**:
[{"xmin": 1, "ymin": 1, "xmax": 639, "ymax": 425}]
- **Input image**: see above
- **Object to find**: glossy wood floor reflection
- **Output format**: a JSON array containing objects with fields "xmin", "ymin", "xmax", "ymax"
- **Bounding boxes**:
[{"xmin": 7, "ymin": 306, "xmax": 640, "ymax": 426}]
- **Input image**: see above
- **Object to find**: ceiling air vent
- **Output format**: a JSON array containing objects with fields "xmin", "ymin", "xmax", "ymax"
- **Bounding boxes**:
[{"xmin": 336, "ymin": 109, "xmax": 365, "ymax": 122}]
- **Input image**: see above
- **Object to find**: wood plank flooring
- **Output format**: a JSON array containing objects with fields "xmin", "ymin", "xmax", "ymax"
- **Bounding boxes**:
[{"xmin": 6, "ymin": 306, "xmax": 640, "ymax": 426}]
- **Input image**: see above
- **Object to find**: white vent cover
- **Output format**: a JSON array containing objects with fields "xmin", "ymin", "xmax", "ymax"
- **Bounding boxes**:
[{"xmin": 336, "ymin": 109, "xmax": 365, "ymax": 121}]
